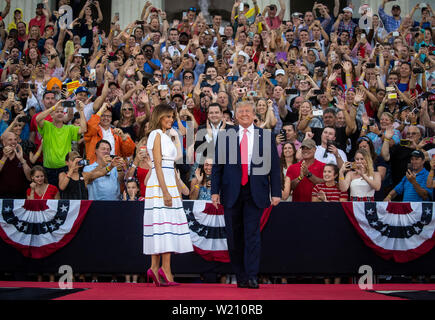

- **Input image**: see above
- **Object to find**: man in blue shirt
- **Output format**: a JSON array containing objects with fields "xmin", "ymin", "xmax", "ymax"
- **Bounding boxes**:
[
  {"xmin": 142, "ymin": 44, "xmax": 161, "ymax": 74},
  {"xmin": 84, "ymin": 140, "xmax": 125, "ymax": 200},
  {"xmin": 379, "ymin": 0, "xmax": 402, "ymax": 33},
  {"xmin": 385, "ymin": 150, "xmax": 432, "ymax": 202}
]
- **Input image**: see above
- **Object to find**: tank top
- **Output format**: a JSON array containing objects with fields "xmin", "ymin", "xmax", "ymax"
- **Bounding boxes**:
[
  {"xmin": 60, "ymin": 171, "xmax": 89, "ymax": 200},
  {"xmin": 350, "ymin": 176, "xmax": 375, "ymax": 198}
]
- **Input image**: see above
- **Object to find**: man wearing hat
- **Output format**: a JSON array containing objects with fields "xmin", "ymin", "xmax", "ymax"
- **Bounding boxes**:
[
  {"xmin": 264, "ymin": 0, "xmax": 286, "ymax": 30},
  {"xmin": 29, "ymin": 3, "xmax": 50, "ymax": 36},
  {"xmin": 379, "ymin": 0, "xmax": 402, "ymax": 33},
  {"xmin": 385, "ymin": 150, "xmax": 432, "ymax": 202},
  {"xmin": 75, "ymin": 86, "xmax": 96, "ymax": 121},
  {"xmin": 274, "ymin": 69, "xmax": 287, "ymax": 88},
  {"xmin": 286, "ymin": 138, "xmax": 325, "ymax": 202},
  {"xmin": 332, "ymin": 7, "xmax": 357, "ymax": 39}
]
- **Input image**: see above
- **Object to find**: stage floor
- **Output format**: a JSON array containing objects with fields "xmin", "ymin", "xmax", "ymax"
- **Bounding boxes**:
[{"xmin": 1, "ymin": 281, "xmax": 435, "ymax": 300}]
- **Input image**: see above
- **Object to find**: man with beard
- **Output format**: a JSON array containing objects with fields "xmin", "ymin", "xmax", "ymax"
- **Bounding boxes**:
[{"xmin": 379, "ymin": 1, "xmax": 403, "ymax": 33}]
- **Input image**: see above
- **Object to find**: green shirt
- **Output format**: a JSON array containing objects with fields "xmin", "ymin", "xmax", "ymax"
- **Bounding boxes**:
[{"xmin": 38, "ymin": 121, "xmax": 80, "ymax": 169}]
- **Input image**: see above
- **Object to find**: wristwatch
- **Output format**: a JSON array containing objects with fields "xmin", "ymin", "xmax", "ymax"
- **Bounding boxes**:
[{"xmin": 307, "ymin": 172, "xmax": 312, "ymax": 178}]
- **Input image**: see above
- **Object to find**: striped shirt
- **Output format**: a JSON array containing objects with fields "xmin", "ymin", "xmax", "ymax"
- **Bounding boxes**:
[{"xmin": 312, "ymin": 183, "xmax": 348, "ymax": 202}]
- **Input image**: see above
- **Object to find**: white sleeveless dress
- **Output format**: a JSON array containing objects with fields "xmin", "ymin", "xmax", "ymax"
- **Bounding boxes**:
[{"xmin": 143, "ymin": 129, "xmax": 193, "ymax": 255}]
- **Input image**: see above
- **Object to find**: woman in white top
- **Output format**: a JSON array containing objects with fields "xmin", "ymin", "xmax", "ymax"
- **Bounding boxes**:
[{"xmin": 339, "ymin": 149, "xmax": 381, "ymax": 201}]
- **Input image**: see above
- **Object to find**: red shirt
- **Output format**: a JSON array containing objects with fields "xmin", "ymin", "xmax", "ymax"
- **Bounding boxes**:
[
  {"xmin": 286, "ymin": 159, "xmax": 325, "ymax": 202},
  {"xmin": 312, "ymin": 183, "xmax": 348, "ymax": 202},
  {"xmin": 26, "ymin": 184, "xmax": 59, "ymax": 199},
  {"xmin": 29, "ymin": 15, "xmax": 47, "ymax": 36},
  {"xmin": 137, "ymin": 167, "xmax": 150, "ymax": 197}
]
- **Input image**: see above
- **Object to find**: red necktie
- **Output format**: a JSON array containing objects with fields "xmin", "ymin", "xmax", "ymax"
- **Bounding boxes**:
[{"xmin": 241, "ymin": 128, "xmax": 248, "ymax": 186}]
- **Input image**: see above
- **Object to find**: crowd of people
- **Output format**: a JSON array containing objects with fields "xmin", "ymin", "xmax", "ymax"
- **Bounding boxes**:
[{"xmin": 0, "ymin": 0, "xmax": 434, "ymax": 282}]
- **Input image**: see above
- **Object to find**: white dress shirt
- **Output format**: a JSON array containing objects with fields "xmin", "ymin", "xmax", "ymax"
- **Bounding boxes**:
[
  {"xmin": 205, "ymin": 121, "xmax": 222, "ymax": 146},
  {"xmin": 239, "ymin": 124, "xmax": 255, "ymax": 175}
]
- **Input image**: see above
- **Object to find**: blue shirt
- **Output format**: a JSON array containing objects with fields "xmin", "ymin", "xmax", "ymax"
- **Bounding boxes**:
[
  {"xmin": 83, "ymin": 162, "xmax": 120, "ymax": 200},
  {"xmin": 378, "ymin": 6, "xmax": 401, "ymax": 33},
  {"xmin": 143, "ymin": 59, "xmax": 161, "ymax": 74},
  {"xmin": 394, "ymin": 168, "xmax": 432, "ymax": 202}
]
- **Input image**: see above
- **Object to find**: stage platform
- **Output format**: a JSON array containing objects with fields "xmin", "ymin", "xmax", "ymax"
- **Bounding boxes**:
[{"xmin": 1, "ymin": 281, "xmax": 435, "ymax": 300}]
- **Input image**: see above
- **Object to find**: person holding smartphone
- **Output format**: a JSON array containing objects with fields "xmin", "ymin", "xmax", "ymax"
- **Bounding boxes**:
[{"xmin": 36, "ymin": 99, "xmax": 87, "ymax": 188}]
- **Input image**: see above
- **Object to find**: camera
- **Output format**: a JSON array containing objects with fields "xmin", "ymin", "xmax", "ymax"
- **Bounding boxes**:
[
  {"xmin": 62, "ymin": 101, "xmax": 76, "ymax": 108},
  {"xmin": 413, "ymin": 67, "xmax": 424, "ymax": 74},
  {"xmin": 18, "ymin": 115, "xmax": 31, "ymax": 123},
  {"xmin": 205, "ymin": 75, "xmax": 212, "ymax": 81},
  {"xmin": 285, "ymin": 88, "xmax": 297, "ymax": 95},
  {"xmin": 78, "ymin": 159, "xmax": 90, "ymax": 166}
]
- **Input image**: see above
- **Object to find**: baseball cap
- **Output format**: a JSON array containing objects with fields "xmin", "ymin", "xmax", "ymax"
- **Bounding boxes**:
[
  {"xmin": 75, "ymin": 86, "xmax": 89, "ymax": 95},
  {"xmin": 301, "ymin": 138, "xmax": 316, "ymax": 149},
  {"xmin": 275, "ymin": 69, "xmax": 285, "ymax": 76},
  {"xmin": 343, "ymin": 7, "xmax": 353, "ymax": 14},
  {"xmin": 399, "ymin": 105, "xmax": 410, "ymax": 113},
  {"xmin": 410, "ymin": 150, "xmax": 424, "ymax": 159},
  {"xmin": 314, "ymin": 61, "xmax": 326, "ymax": 68},
  {"xmin": 392, "ymin": 5, "xmax": 401, "ymax": 10},
  {"xmin": 36, "ymin": 3, "xmax": 44, "ymax": 9}
]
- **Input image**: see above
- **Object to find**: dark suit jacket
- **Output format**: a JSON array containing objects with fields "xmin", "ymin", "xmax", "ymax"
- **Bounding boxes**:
[{"xmin": 211, "ymin": 125, "xmax": 281, "ymax": 209}]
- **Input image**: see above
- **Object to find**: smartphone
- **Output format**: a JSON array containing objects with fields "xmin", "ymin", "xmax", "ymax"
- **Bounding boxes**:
[
  {"xmin": 30, "ymin": 83, "xmax": 36, "ymax": 90},
  {"xmin": 366, "ymin": 63, "xmax": 376, "ymax": 68},
  {"xmin": 410, "ymin": 27, "xmax": 420, "ymax": 32},
  {"xmin": 182, "ymin": 105, "xmax": 187, "ymax": 110},
  {"xmin": 227, "ymin": 75, "xmax": 239, "ymax": 82},
  {"xmin": 400, "ymin": 139, "xmax": 411, "ymax": 147},
  {"xmin": 388, "ymin": 93, "xmax": 397, "ymax": 99},
  {"xmin": 182, "ymin": 11, "xmax": 187, "ymax": 19},
  {"xmin": 135, "ymin": 20, "xmax": 144, "ymax": 25},
  {"xmin": 8, "ymin": 92, "xmax": 14, "ymax": 100},
  {"xmin": 20, "ymin": 83, "xmax": 29, "ymax": 89},
  {"xmin": 420, "ymin": 3, "xmax": 427, "ymax": 8},
  {"xmin": 314, "ymin": 89, "xmax": 323, "ymax": 95},
  {"xmin": 413, "ymin": 67, "xmax": 424, "ymax": 74},
  {"xmin": 285, "ymin": 88, "xmax": 298, "ymax": 95},
  {"xmin": 115, "ymin": 12, "xmax": 119, "ymax": 18},
  {"xmin": 62, "ymin": 101, "xmax": 76, "ymax": 108},
  {"xmin": 313, "ymin": 109, "xmax": 323, "ymax": 117},
  {"xmin": 89, "ymin": 69, "xmax": 96, "ymax": 81},
  {"xmin": 239, "ymin": 2, "xmax": 244, "ymax": 12},
  {"xmin": 78, "ymin": 48, "xmax": 89, "ymax": 55},
  {"xmin": 279, "ymin": 129, "xmax": 286, "ymax": 138},
  {"xmin": 226, "ymin": 39, "xmax": 232, "ymax": 46},
  {"xmin": 205, "ymin": 75, "xmax": 212, "ymax": 81},
  {"xmin": 305, "ymin": 42, "xmax": 315, "ymax": 48},
  {"xmin": 412, "ymin": 107, "xmax": 420, "ymax": 115},
  {"xmin": 392, "ymin": 32, "xmax": 399, "ymax": 37},
  {"xmin": 247, "ymin": 91, "xmax": 257, "ymax": 97},
  {"xmin": 386, "ymin": 86, "xmax": 395, "ymax": 92},
  {"xmin": 158, "ymin": 85, "xmax": 168, "ymax": 91},
  {"xmin": 360, "ymin": 34, "xmax": 366, "ymax": 39}
]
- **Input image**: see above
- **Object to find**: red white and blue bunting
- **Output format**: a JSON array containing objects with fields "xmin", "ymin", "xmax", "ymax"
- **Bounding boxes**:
[
  {"xmin": 342, "ymin": 202, "xmax": 435, "ymax": 263},
  {"xmin": 0, "ymin": 199, "xmax": 92, "ymax": 259}
]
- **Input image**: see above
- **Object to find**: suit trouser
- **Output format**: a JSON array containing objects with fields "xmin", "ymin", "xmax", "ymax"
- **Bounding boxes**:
[{"xmin": 224, "ymin": 180, "xmax": 263, "ymax": 282}]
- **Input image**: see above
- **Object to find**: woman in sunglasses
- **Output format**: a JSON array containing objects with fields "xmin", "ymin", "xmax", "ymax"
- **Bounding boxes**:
[
  {"xmin": 181, "ymin": 70, "xmax": 195, "ymax": 97},
  {"xmin": 114, "ymin": 102, "xmax": 137, "ymax": 142}
]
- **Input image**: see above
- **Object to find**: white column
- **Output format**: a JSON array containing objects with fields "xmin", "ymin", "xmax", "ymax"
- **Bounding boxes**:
[{"xmin": 111, "ymin": 0, "xmax": 163, "ymax": 30}]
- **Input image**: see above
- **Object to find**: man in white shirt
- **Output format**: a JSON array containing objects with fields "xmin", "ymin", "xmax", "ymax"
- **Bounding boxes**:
[{"xmin": 315, "ymin": 126, "xmax": 347, "ymax": 168}]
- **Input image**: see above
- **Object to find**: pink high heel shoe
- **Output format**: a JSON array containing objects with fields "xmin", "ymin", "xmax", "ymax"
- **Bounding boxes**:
[
  {"xmin": 158, "ymin": 268, "xmax": 179, "ymax": 286},
  {"xmin": 147, "ymin": 268, "xmax": 160, "ymax": 287}
]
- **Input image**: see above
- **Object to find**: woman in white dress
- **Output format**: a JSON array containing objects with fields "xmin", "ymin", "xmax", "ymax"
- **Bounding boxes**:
[
  {"xmin": 144, "ymin": 104, "xmax": 193, "ymax": 287},
  {"xmin": 338, "ymin": 148, "xmax": 381, "ymax": 201}
]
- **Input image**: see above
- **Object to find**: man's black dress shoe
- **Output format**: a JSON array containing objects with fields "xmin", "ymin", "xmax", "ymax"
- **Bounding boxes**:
[
  {"xmin": 237, "ymin": 281, "xmax": 249, "ymax": 288},
  {"xmin": 248, "ymin": 279, "xmax": 259, "ymax": 289}
]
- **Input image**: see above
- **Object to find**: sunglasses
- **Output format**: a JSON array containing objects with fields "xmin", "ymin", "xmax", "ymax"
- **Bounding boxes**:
[
  {"xmin": 154, "ymin": 74, "xmax": 162, "ymax": 77},
  {"xmin": 123, "ymin": 107, "xmax": 133, "ymax": 111},
  {"xmin": 189, "ymin": 7, "xmax": 197, "ymax": 12},
  {"xmin": 184, "ymin": 75, "xmax": 193, "ymax": 79}
]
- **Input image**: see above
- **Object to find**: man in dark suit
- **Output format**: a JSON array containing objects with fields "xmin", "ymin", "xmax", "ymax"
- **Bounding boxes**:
[
  {"xmin": 211, "ymin": 101, "xmax": 281, "ymax": 289},
  {"xmin": 194, "ymin": 103, "xmax": 227, "ymax": 162}
]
